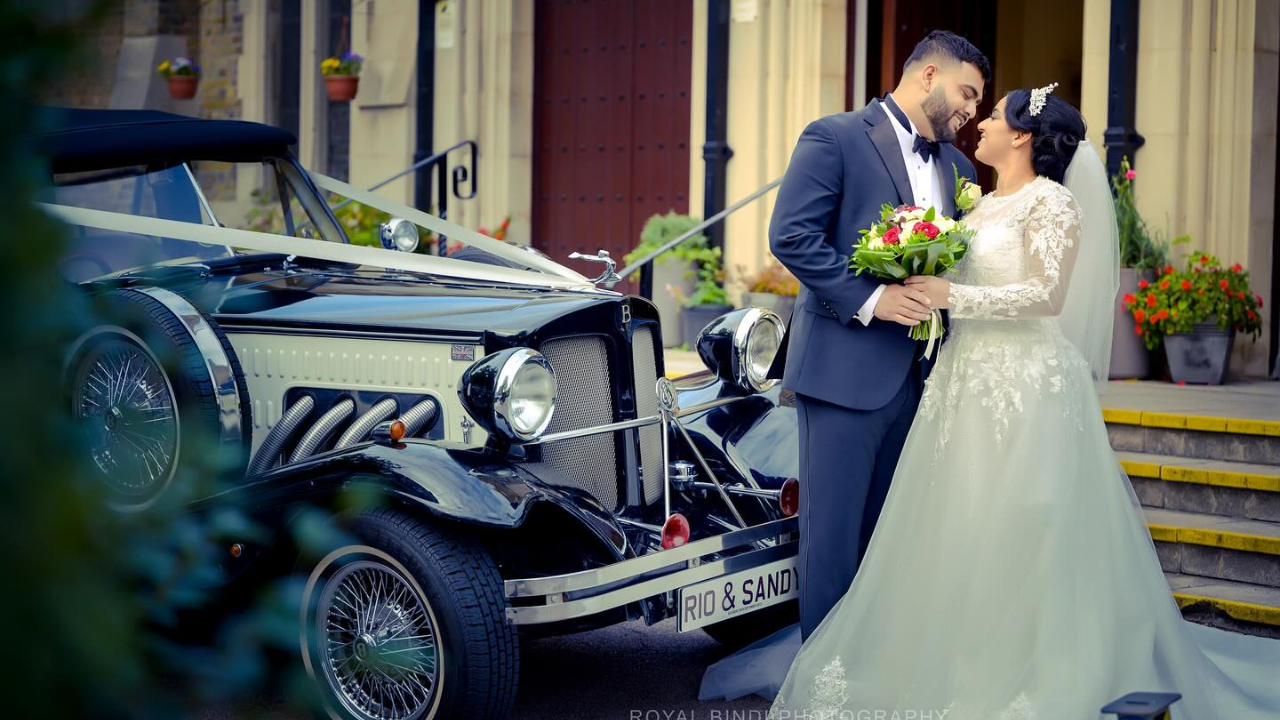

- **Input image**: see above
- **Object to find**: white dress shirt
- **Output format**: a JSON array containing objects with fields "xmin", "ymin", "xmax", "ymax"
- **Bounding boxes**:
[{"xmin": 854, "ymin": 95, "xmax": 945, "ymax": 325}]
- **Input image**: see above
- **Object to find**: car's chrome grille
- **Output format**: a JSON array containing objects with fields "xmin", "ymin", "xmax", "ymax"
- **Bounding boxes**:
[
  {"xmin": 632, "ymin": 326, "xmax": 664, "ymax": 504},
  {"xmin": 532, "ymin": 337, "xmax": 620, "ymax": 510}
]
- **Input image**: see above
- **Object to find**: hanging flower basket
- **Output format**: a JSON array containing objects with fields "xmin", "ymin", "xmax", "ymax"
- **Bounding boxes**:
[
  {"xmin": 157, "ymin": 57, "xmax": 200, "ymax": 99},
  {"xmin": 321, "ymin": 52, "xmax": 363, "ymax": 102}
]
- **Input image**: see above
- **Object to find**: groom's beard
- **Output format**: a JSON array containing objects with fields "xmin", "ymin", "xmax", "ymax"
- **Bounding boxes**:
[{"xmin": 921, "ymin": 86, "xmax": 960, "ymax": 143}]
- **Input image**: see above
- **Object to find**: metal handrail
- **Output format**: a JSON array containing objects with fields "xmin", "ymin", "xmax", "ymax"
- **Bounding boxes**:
[
  {"xmin": 605, "ymin": 176, "xmax": 782, "ymax": 289},
  {"xmin": 327, "ymin": 139, "xmax": 478, "ymax": 215}
]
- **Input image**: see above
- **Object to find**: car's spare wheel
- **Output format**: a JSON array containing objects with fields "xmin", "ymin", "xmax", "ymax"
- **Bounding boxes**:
[{"xmin": 65, "ymin": 288, "xmax": 251, "ymax": 510}]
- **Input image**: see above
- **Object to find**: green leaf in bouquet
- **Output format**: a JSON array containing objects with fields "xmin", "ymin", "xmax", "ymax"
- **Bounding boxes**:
[
  {"xmin": 923, "ymin": 206, "xmax": 936, "ymax": 222},
  {"xmin": 924, "ymin": 239, "xmax": 945, "ymax": 275}
]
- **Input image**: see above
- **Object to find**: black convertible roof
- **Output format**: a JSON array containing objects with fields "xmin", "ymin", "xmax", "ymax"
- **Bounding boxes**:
[{"xmin": 29, "ymin": 106, "xmax": 298, "ymax": 173}]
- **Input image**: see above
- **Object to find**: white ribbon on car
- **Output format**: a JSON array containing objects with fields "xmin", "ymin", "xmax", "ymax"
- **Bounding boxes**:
[
  {"xmin": 307, "ymin": 171, "xmax": 589, "ymax": 284},
  {"xmin": 37, "ymin": 202, "xmax": 599, "ymax": 291}
]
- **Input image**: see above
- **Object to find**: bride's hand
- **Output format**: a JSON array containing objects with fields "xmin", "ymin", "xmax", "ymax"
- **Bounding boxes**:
[{"xmin": 904, "ymin": 276, "xmax": 950, "ymax": 309}]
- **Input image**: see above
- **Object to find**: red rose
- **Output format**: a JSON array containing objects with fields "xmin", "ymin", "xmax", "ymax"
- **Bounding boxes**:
[
  {"xmin": 1138, "ymin": 279, "xmax": 1150, "ymax": 290},
  {"xmin": 1160, "ymin": 279, "xmax": 1170, "ymax": 291},
  {"xmin": 1232, "ymin": 263, "xmax": 1243, "ymax": 272},
  {"xmin": 912, "ymin": 221, "xmax": 940, "ymax": 240},
  {"xmin": 1133, "ymin": 309, "xmax": 1146, "ymax": 323},
  {"xmin": 1180, "ymin": 280, "xmax": 1192, "ymax": 291},
  {"xmin": 1146, "ymin": 294, "xmax": 1157, "ymax": 308},
  {"xmin": 1122, "ymin": 293, "xmax": 1137, "ymax": 306},
  {"xmin": 1219, "ymin": 279, "xmax": 1230, "ymax": 290},
  {"xmin": 882, "ymin": 227, "xmax": 901, "ymax": 245}
]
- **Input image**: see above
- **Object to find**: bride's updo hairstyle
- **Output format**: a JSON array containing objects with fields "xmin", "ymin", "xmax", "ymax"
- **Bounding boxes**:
[{"xmin": 1003, "ymin": 89, "xmax": 1087, "ymax": 183}]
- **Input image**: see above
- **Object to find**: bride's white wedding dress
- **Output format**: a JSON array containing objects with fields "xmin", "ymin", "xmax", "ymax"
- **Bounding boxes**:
[{"xmin": 699, "ymin": 175, "xmax": 1280, "ymax": 719}]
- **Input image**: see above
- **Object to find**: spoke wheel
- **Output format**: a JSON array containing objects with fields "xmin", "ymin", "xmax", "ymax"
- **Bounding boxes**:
[
  {"xmin": 317, "ymin": 560, "xmax": 440, "ymax": 720},
  {"xmin": 71, "ymin": 332, "xmax": 179, "ymax": 502}
]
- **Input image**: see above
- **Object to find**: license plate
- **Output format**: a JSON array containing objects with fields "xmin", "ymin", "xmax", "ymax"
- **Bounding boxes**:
[{"xmin": 675, "ymin": 556, "xmax": 799, "ymax": 632}]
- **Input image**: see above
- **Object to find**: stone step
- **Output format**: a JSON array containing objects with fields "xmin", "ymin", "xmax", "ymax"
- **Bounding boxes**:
[
  {"xmin": 1106, "ymin": 408, "xmax": 1280, "ymax": 466},
  {"xmin": 1121, "ymin": 452, "xmax": 1280, "ymax": 522},
  {"xmin": 1166, "ymin": 572, "xmax": 1280, "ymax": 634},
  {"xmin": 1144, "ymin": 507, "xmax": 1280, "ymax": 591}
]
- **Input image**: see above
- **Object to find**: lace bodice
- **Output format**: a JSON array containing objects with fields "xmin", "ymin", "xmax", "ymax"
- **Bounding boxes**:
[
  {"xmin": 946, "ymin": 175, "xmax": 1081, "ymax": 318},
  {"xmin": 915, "ymin": 176, "xmax": 1089, "ymax": 456}
]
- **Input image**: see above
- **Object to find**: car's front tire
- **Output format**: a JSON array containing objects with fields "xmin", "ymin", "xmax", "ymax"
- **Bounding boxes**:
[{"xmin": 301, "ymin": 509, "xmax": 518, "ymax": 720}]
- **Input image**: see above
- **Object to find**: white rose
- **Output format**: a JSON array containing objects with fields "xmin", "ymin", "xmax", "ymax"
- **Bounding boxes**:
[
  {"xmin": 867, "ymin": 235, "xmax": 886, "ymax": 250},
  {"xmin": 963, "ymin": 183, "xmax": 983, "ymax": 203},
  {"xmin": 933, "ymin": 217, "xmax": 956, "ymax": 234}
]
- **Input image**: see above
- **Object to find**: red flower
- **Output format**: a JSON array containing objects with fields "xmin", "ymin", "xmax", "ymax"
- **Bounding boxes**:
[
  {"xmin": 1219, "ymin": 279, "xmax": 1230, "ymax": 290},
  {"xmin": 1157, "ymin": 310, "xmax": 1169, "ymax": 320},
  {"xmin": 1248, "ymin": 310, "xmax": 1258, "ymax": 321},
  {"xmin": 882, "ymin": 227, "xmax": 902, "ymax": 245},
  {"xmin": 1122, "ymin": 293, "xmax": 1137, "ymax": 307},
  {"xmin": 1133, "ymin": 309, "xmax": 1146, "ymax": 323},
  {"xmin": 1231, "ymin": 263, "xmax": 1242, "ymax": 272},
  {"xmin": 1257, "ymin": 295, "xmax": 1264, "ymax": 308},
  {"xmin": 1180, "ymin": 280, "xmax": 1192, "ymax": 291},
  {"xmin": 912, "ymin": 221, "xmax": 940, "ymax": 240},
  {"xmin": 1146, "ymin": 294, "xmax": 1157, "ymax": 308},
  {"xmin": 1199, "ymin": 255, "xmax": 1209, "ymax": 265},
  {"xmin": 1177, "ymin": 380, "xmax": 1187, "ymax": 386},
  {"xmin": 1134, "ymin": 325, "xmax": 1144, "ymax": 336},
  {"xmin": 1159, "ymin": 279, "xmax": 1170, "ymax": 291},
  {"xmin": 1149, "ymin": 315, "xmax": 1159, "ymax": 325},
  {"xmin": 1165, "ymin": 264, "xmax": 1176, "ymax": 274},
  {"xmin": 1237, "ymin": 291, "xmax": 1246, "ymax": 300},
  {"xmin": 1125, "ymin": 169, "xmax": 1137, "ymax": 180},
  {"xmin": 1198, "ymin": 289, "xmax": 1205, "ymax": 296},
  {"xmin": 1138, "ymin": 279, "xmax": 1150, "ymax": 290}
]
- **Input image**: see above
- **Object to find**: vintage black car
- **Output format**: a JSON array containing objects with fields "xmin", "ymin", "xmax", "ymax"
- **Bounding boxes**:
[{"xmin": 34, "ymin": 107, "xmax": 800, "ymax": 720}]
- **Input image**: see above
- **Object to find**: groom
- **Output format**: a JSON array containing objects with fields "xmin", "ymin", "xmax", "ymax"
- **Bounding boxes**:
[{"xmin": 766, "ymin": 31, "xmax": 990, "ymax": 641}]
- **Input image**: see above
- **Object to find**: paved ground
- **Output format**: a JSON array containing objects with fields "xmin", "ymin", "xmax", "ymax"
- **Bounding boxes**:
[
  {"xmin": 1097, "ymin": 378, "xmax": 1280, "ymax": 421},
  {"xmin": 195, "ymin": 618, "xmax": 773, "ymax": 720}
]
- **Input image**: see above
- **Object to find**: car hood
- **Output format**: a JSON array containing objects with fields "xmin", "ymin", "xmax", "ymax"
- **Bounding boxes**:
[{"xmin": 168, "ymin": 266, "xmax": 627, "ymax": 340}]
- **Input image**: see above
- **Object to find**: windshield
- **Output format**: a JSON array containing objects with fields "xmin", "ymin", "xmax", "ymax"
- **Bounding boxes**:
[{"xmin": 50, "ymin": 158, "xmax": 346, "ymax": 283}]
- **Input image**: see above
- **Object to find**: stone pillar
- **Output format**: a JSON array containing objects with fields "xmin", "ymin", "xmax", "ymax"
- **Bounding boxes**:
[
  {"xmin": 298, "ymin": 0, "xmax": 330, "ymax": 172},
  {"xmin": 722, "ymin": 0, "xmax": 846, "ymax": 301}
]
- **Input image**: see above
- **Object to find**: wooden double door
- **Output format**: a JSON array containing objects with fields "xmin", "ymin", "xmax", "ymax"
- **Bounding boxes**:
[{"xmin": 532, "ymin": 0, "xmax": 693, "ymax": 294}]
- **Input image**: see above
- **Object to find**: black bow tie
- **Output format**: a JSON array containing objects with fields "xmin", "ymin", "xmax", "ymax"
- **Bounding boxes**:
[
  {"xmin": 912, "ymin": 134, "xmax": 940, "ymax": 163},
  {"xmin": 883, "ymin": 94, "xmax": 941, "ymax": 163}
]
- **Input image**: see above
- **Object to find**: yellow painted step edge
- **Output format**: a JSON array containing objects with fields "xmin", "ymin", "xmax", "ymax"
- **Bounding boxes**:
[
  {"xmin": 1103, "ymin": 408, "xmax": 1280, "ymax": 438},
  {"xmin": 1147, "ymin": 523, "xmax": 1280, "ymax": 556},
  {"xmin": 1120, "ymin": 459, "xmax": 1280, "ymax": 493},
  {"xmin": 1173, "ymin": 592, "xmax": 1280, "ymax": 627}
]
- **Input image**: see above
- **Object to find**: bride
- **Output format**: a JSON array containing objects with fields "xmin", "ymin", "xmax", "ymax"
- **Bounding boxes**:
[{"xmin": 699, "ymin": 85, "xmax": 1280, "ymax": 719}]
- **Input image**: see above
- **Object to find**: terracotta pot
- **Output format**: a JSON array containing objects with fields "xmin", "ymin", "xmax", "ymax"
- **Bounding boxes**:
[
  {"xmin": 325, "ymin": 75, "xmax": 359, "ymax": 102},
  {"xmin": 167, "ymin": 75, "xmax": 198, "ymax": 99}
]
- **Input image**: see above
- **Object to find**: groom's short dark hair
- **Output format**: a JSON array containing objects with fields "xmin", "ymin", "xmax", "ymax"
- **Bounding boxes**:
[{"xmin": 904, "ymin": 30, "xmax": 991, "ymax": 83}]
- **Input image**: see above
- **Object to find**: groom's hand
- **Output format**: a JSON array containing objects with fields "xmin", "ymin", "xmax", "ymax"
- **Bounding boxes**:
[{"xmin": 873, "ymin": 284, "xmax": 932, "ymax": 327}]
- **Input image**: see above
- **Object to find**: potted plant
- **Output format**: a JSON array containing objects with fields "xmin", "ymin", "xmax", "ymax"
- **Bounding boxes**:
[
  {"xmin": 738, "ymin": 261, "xmax": 799, "ymax": 321},
  {"xmin": 623, "ymin": 212, "xmax": 704, "ymax": 348},
  {"xmin": 670, "ymin": 242, "xmax": 732, "ymax": 350},
  {"xmin": 156, "ymin": 57, "xmax": 200, "ymax": 99},
  {"xmin": 320, "ymin": 52, "xmax": 363, "ymax": 102},
  {"xmin": 1123, "ymin": 250, "xmax": 1263, "ymax": 384},
  {"xmin": 1110, "ymin": 157, "xmax": 1172, "ymax": 379}
]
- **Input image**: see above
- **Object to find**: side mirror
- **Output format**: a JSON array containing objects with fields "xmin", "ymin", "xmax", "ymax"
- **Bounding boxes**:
[{"xmin": 379, "ymin": 218, "xmax": 420, "ymax": 253}]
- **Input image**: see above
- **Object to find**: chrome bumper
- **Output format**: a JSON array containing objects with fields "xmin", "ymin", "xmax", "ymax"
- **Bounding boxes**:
[{"xmin": 503, "ymin": 515, "xmax": 799, "ymax": 625}]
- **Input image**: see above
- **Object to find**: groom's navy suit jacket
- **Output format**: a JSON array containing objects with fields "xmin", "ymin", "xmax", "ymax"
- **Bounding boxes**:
[{"xmin": 765, "ymin": 98, "xmax": 976, "ymax": 411}]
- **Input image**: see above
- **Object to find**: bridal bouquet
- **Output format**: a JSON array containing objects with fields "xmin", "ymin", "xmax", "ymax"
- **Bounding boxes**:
[{"xmin": 849, "ymin": 204, "xmax": 973, "ymax": 348}]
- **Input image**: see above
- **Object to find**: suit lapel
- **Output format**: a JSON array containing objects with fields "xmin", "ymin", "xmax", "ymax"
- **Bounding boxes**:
[
  {"xmin": 867, "ymin": 103, "xmax": 915, "ymax": 207},
  {"xmin": 934, "ymin": 152, "xmax": 957, "ymax": 217}
]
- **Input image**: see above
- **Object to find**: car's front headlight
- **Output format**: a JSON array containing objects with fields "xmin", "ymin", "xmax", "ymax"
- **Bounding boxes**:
[
  {"xmin": 459, "ymin": 348, "xmax": 557, "ymax": 442},
  {"xmin": 695, "ymin": 307, "xmax": 784, "ymax": 393}
]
